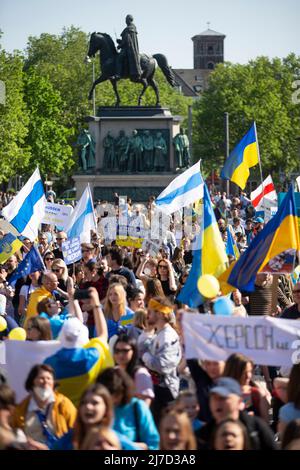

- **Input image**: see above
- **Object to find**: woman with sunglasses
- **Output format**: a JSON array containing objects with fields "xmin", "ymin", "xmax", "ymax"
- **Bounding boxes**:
[
  {"xmin": 51, "ymin": 259, "xmax": 72, "ymax": 304},
  {"xmin": 43, "ymin": 252, "xmax": 55, "ymax": 271},
  {"xmin": 157, "ymin": 259, "xmax": 177, "ymax": 301},
  {"xmin": 25, "ymin": 316, "xmax": 52, "ymax": 341},
  {"xmin": 113, "ymin": 333, "xmax": 154, "ymax": 406}
]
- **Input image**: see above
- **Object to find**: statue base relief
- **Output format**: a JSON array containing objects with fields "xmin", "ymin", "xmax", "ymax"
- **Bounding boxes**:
[{"xmin": 73, "ymin": 106, "xmax": 184, "ymax": 202}]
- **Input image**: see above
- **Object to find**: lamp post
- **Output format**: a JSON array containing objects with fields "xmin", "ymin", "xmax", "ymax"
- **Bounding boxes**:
[
  {"xmin": 224, "ymin": 112, "xmax": 230, "ymax": 195},
  {"xmin": 92, "ymin": 60, "xmax": 96, "ymax": 116}
]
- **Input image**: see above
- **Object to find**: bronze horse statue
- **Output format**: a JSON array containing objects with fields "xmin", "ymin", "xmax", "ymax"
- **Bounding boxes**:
[{"xmin": 86, "ymin": 32, "xmax": 176, "ymax": 106}]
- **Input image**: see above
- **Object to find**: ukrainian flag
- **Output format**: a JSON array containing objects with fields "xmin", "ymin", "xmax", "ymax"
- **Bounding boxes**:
[
  {"xmin": 226, "ymin": 227, "xmax": 240, "ymax": 260},
  {"xmin": 220, "ymin": 185, "xmax": 300, "ymax": 293},
  {"xmin": 177, "ymin": 184, "xmax": 228, "ymax": 307},
  {"xmin": 0, "ymin": 233, "xmax": 23, "ymax": 264},
  {"xmin": 221, "ymin": 122, "xmax": 259, "ymax": 190}
]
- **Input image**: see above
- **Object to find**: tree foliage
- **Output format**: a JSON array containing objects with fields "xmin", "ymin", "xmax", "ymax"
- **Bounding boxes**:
[
  {"xmin": 24, "ymin": 68, "xmax": 74, "ymax": 174},
  {"xmin": 193, "ymin": 55, "xmax": 300, "ymax": 179},
  {"xmin": 0, "ymin": 47, "xmax": 30, "ymax": 182}
]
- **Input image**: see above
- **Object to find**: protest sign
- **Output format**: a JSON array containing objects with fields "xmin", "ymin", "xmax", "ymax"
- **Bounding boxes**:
[
  {"xmin": 99, "ymin": 217, "xmax": 117, "ymax": 243},
  {"xmin": 42, "ymin": 203, "xmax": 73, "ymax": 229},
  {"xmin": 116, "ymin": 236, "xmax": 144, "ymax": 249},
  {"xmin": 0, "ymin": 219, "xmax": 20, "ymax": 236},
  {"xmin": 142, "ymin": 238, "xmax": 161, "ymax": 257},
  {"xmin": 182, "ymin": 313, "xmax": 300, "ymax": 367},
  {"xmin": 3, "ymin": 340, "xmax": 61, "ymax": 401},
  {"xmin": 62, "ymin": 237, "xmax": 82, "ymax": 265},
  {"xmin": 264, "ymin": 205, "xmax": 278, "ymax": 223}
]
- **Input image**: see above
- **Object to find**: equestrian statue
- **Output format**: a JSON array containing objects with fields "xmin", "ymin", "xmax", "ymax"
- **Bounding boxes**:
[{"xmin": 86, "ymin": 14, "xmax": 176, "ymax": 106}]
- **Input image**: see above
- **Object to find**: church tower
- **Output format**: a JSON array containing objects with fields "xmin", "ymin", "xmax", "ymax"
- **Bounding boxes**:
[{"xmin": 192, "ymin": 25, "xmax": 226, "ymax": 70}]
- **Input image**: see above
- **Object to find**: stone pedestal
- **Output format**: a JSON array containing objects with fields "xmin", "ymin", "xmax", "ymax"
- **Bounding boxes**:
[{"xmin": 73, "ymin": 106, "xmax": 183, "ymax": 201}]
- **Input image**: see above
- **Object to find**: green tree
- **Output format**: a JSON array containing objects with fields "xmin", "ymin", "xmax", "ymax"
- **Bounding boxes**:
[
  {"xmin": 25, "ymin": 26, "xmax": 92, "ymax": 128},
  {"xmin": 193, "ymin": 55, "xmax": 300, "ymax": 178},
  {"xmin": 23, "ymin": 67, "xmax": 74, "ymax": 174},
  {"xmin": 0, "ymin": 46, "xmax": 30, "ymax": 182}
]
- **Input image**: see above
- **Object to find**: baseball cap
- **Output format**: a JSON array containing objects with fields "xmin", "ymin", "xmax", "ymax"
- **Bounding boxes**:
[
  {"xmin": 58, "ymin": 318, "xmax": 89, "ymax": 349},
  {"xmin": 210, "ymin": 377, "xmax": 242, "ymax": 398},
  {"xmin": 254, "ymin": 217, "xmax": 264, "ymax": 224}
]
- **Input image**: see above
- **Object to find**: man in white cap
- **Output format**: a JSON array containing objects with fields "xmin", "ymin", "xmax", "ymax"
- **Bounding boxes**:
[{"xmin": 44, "ymin": 288, "xmax": 113, "ymax": 406}]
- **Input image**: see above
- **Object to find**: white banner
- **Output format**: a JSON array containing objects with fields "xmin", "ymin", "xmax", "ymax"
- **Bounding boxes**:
[
  {"xmin": 2, "ymin": 340, "xmax": 61, "ymax": 401},
  {"xmin": 41, "ymin": 203, "xmax": 73, "ymax": 229},
  {"xmin": 182, "ymin": 314, "xmax": 300, "ymax": 367}
]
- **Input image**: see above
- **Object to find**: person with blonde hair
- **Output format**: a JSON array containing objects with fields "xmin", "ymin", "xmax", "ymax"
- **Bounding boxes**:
[
  {"xmin": 141, "ymin": 296, "xmax": 181, "ymax": 424},
  {"xmin": 103, "ymin": 283, "xmax": 134, "ymax": 339},
  {"xmin": 51, "ymin": 259, "xmax": 72, "ymax": 303},
  {"xmin": 80, "ymin": 426, "xmax": 121, "ymax": 450},
  {"xmin": 159, "ymin": 410, "xmax": 197, "ymax": 450}
]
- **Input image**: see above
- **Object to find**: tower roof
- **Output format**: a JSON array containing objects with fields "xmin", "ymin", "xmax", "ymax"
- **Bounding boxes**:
[{"xmin": 192, "ymin": 28, "xmax": 226, "ymax": 40}]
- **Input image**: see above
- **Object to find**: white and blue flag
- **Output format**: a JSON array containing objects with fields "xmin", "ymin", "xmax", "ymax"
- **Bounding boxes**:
[
  {"xmin": 64, "ymin": 185, "xmax": 97, "ymax": 243},
  {"xmin": 155, "ymin": 160, "xmax": 204, "ymax": 214},
  {"xmin": 2, "ymin": 168, "xmax": 46, "ymax": 241}
]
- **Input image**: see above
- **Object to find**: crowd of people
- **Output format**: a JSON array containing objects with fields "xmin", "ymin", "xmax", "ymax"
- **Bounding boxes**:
[{"xmin": 0, "ymin": 188, "xmax": 300, "ymax": 452}]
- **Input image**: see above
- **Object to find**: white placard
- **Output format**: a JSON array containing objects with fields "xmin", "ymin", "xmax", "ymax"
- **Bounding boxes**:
[
  {"xmin": 182, "ymin": 314, "xmax": 300, "ymax": 367},
  {"xmin": 3, "ymin": 340, "xmax": 61, "ymax": 401},
  {"xmin": 42, "ymin": 203, "xmax": 73, "ymax": 229}
]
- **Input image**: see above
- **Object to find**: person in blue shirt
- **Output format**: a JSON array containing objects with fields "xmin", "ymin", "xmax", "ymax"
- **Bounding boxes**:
[
  {"xmin": 98, "ymin": 367, "xmax": 159, "ymax": 450},
  {"xmin": 38, "ymin": 298, "xmax": 70, "ymax": 339},
  {"xmin": 102, "ymin": 283, "xmax": 134, "ymax": 339}
]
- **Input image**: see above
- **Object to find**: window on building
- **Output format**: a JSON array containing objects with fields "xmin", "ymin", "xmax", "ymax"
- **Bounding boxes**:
[
  {"xmin": 194, "ymin": 85, "xmax": 202, "ymax": 92},
  {"xmin": 207, "ymin": 62, "xmax": 215, "ymax": 70},
  {"xmin": 207, "ymin": 45, "xmax": 214, "ymax": 55},
  {"xmin": 195, "ymin": 75, "xmax": 203, "ymax": 82}
]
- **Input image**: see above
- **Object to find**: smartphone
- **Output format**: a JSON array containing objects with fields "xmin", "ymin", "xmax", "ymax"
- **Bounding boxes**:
[{"xmin": 74, "ymin": 289, "xmax": 90, "ymax": 300}]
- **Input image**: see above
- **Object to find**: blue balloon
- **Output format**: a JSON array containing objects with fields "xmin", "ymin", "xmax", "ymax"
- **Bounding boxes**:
[{"xmin": 213, "ymin": 296, "xmax": 234, "ymax": 316}]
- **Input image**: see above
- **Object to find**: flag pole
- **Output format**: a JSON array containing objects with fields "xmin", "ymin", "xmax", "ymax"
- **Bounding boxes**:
[{"xmin": 254, "ymin": 121, "xmax": 265, "ymax": 207}]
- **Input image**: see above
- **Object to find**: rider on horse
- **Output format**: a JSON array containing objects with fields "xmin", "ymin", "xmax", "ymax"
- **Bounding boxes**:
[{"xmin": 115, "ymin": 14, "xmax": 142, "ymax": 80}]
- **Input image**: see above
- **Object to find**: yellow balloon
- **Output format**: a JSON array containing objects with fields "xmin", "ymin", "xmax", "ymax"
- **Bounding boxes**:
[
  {"xmin": 0, "ymin": 316, "xmax": 7, "ymax": 332},
  {"xmin": 8, "ymin": 327, "xmax": 27, "ymax": 341},
  {"xmin": 197, "ymin": 275, "xmax": 220, "ymax": 299}
]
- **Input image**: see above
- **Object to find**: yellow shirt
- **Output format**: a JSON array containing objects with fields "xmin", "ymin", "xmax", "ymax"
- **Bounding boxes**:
[{"xmin": 25, "ymin": 286, "xmax": 53, "ymax": 325}]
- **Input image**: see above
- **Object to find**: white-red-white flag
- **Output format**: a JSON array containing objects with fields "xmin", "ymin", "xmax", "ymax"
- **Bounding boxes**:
[{"xmin": 250, "ymin": 175, "xmax": 277, "ymax": 209}]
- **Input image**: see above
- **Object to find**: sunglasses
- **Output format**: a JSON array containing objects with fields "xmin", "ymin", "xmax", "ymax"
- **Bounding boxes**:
[
  {"xmin": 158, "ymin": 265, "xmax": 168, "ymax": 269},
  {"xmin": 82, "ymin": 250, "xmax": 92, "ymax": 253},
  {"xmin": 114, "ymin": 348, "xmax": 132, "ymax": 354},
  {"xmin": 45, "ymin": 257, "xmax": 54, "ymax": 261},
  {"xmin": 52, "ymin": 268, "xmax": 62, "ymax": 273},
  {"xmin": 56, "ymin": 238, "xmax": 65, "ymax": 240}
]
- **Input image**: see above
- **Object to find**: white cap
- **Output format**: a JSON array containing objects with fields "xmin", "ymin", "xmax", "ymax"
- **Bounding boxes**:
[{"xmin": 58, "ymin": 318, "xmax": 89, "ymax": 349}]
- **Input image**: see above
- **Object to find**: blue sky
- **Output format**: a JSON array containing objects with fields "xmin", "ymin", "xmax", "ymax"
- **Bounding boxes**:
[{"xmin": 1, "ymin": 0, "xmax": 299, "ymax": 68}]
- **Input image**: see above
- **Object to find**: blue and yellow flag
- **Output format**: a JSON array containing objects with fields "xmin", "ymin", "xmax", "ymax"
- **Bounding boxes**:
[
  {"xmin": 226, "ymin": 227, "xmax": 240, "ymax": 260},
  {"xmin": 221, "ymin": 122, "xmax": 259, "ymax": 190},
  {"xmin": 0, "ymin": 233, "xmax": 23, "ymax": 264},
  {"xmin": 219, "ymin": 185, "xmax": 300, "ymax": 292},
  {"xmin": 177, "ymin": 184, "xmax": 228, "ymax": 307}
]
